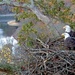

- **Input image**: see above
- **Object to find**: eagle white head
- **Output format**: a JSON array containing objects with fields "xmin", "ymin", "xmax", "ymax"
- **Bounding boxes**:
[
  {"xmin": 63, "ymin": 25, "xmax": 71, "ymax": 33},
  {"xmin": 61, "ymin": 33, "xmax": 70, "ymax": 40}
]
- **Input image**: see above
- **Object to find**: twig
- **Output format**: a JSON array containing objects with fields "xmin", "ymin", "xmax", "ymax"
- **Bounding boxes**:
[
  {"xmin": 36, "ymin": 38, "xmax": 49, "ymax": 48},
  {"xmin": 48, "ymin": 37, "xmax": 63, "ymax": 46}
]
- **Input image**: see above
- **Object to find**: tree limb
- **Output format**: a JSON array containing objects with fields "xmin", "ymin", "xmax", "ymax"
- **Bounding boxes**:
[
  {"xmin": 36, "ymin": 38, "xmax": 49, "ymax": 49},
  {"xmin": 0, "ymin": 0, "xmax": 65, "ymax": 39}
]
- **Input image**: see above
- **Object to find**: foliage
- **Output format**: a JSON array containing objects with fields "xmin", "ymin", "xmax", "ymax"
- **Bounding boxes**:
[
  {"xmin": 0, "ymin": 0, "xmax": 2, "ymax": 2},
  {"xmin": 34, "ymin": 0, "xmax": 75, "ymax": 28},
  {"xmin": 0, "ymin": 45, "xmax": 12, "ymax": 63},
  {"xmin": 18, "ymin": 22, "xmax": 37, "ymax": 47},
  {"xmin": 0, "ymin": 62, "xmax": 21, "ymax": 75},
  {"xmin": 0, "ymin": 45, "xmax": 21, "ymax": 74},
  {"xmin": 0, "ymin": 63, "xmax": 15, "ymax": 73},
  {"xmin": 71, "ymin": 0, "xmax": 75, "ymax": 4},
  {"xmin": 1, "ymin": 0, "xmax": 75, "ymax": 74},
  {"xmin": 18, "ymin": 11, "xmax": 38, "ymax": 20}
]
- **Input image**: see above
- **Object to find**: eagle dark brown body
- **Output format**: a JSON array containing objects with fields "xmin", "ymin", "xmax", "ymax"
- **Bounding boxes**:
[
  {"xmin": 62, "ymin": 33, "xmax": 75, "ymax": 50},
  {"xmin": 68, "ymin": 30, "xmax": 75, "ymax": 37},
  {"xmin": 64, "ymin": 37, "xmax": 75, "ymax": 50}
]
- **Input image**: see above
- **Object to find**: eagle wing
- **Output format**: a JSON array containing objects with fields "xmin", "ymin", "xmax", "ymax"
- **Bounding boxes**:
[
  {"xmin": 64, "ymin": 37, "xmax": 75, "ymax": 48},
  {"xmin": 70, "ymin": 31, "xmax": 75, "ymax": 37},
  {"xmin": 68, "ymin": 37, "xmax": 75, "ymax": 45}
]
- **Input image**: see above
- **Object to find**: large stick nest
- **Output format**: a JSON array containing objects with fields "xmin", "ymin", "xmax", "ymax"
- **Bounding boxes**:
[{"xmin": 17, "ymin": 37, "xmax": 75, "ymax": 75}]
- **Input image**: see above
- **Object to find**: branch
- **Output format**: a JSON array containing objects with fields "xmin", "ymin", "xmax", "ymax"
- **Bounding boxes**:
[
  {"xmin": 0, "ymin": 0, "xmax": 50, "ymax": 25},
  {"xmin": 48, "ymin": 37, "xmax": 63, "ymax": 46},
  {"xmin": 0, "ymin": 0, "xmax": 65, "ymax": 39},
  {"xmin": 36, "ymin": 38, "xmax": 49, "ymax": 49},
  {"xmin": 30, "ymin": 6, "xmax": 50, "ymax": 25}
]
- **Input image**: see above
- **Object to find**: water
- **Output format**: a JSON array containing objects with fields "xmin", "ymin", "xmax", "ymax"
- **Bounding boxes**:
[
  {"xmin": 0, "ymin": 23, "xmax": 19, "ymax": 55},
  {"xmin": 0, "ymin": 23, "xmax": 17, "ymax": 36},
  {"xmin": 0, "ymin": 14, "xmax": 15, "ymax": 23},
  {"xmin": 0, "ymin": 4, "xmax": 20, "ymax": 55}
]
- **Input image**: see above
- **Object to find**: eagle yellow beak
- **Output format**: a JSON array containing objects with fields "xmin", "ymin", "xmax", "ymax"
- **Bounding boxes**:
[
  {"xmin": 63, "ymin": 26, "xmax": 66, "ymax": 29},
  {"xmin": 61, "ymin": 33, "xmax": 64, "ymax": 37}
]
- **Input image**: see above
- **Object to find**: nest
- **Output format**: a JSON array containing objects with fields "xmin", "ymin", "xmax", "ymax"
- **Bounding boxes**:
[{"xmin": 15, "ymin": 37, "xmax": 75, "ymax": 75}]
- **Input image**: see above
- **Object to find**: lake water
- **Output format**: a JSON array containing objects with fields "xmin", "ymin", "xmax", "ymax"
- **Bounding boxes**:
[
  {"xmin": 0, "ymin": 20, "xmax": 18, "ymax": 55},
  {"xmin": 0, "ymin": 23, "xmax": 17, "ymax": 36},
  {"xmin": 0, "ymin": 5, "xmax": 22, "ymax": 59}
]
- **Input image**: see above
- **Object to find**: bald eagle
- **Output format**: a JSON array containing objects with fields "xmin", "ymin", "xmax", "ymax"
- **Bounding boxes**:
[
  {"xmin": 63, "ymin": 25, "xmax": 75, "ymax": 37},
  {"xmin": 62, "ymin": 33, "xmax": 75, "ymax": 50}
]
